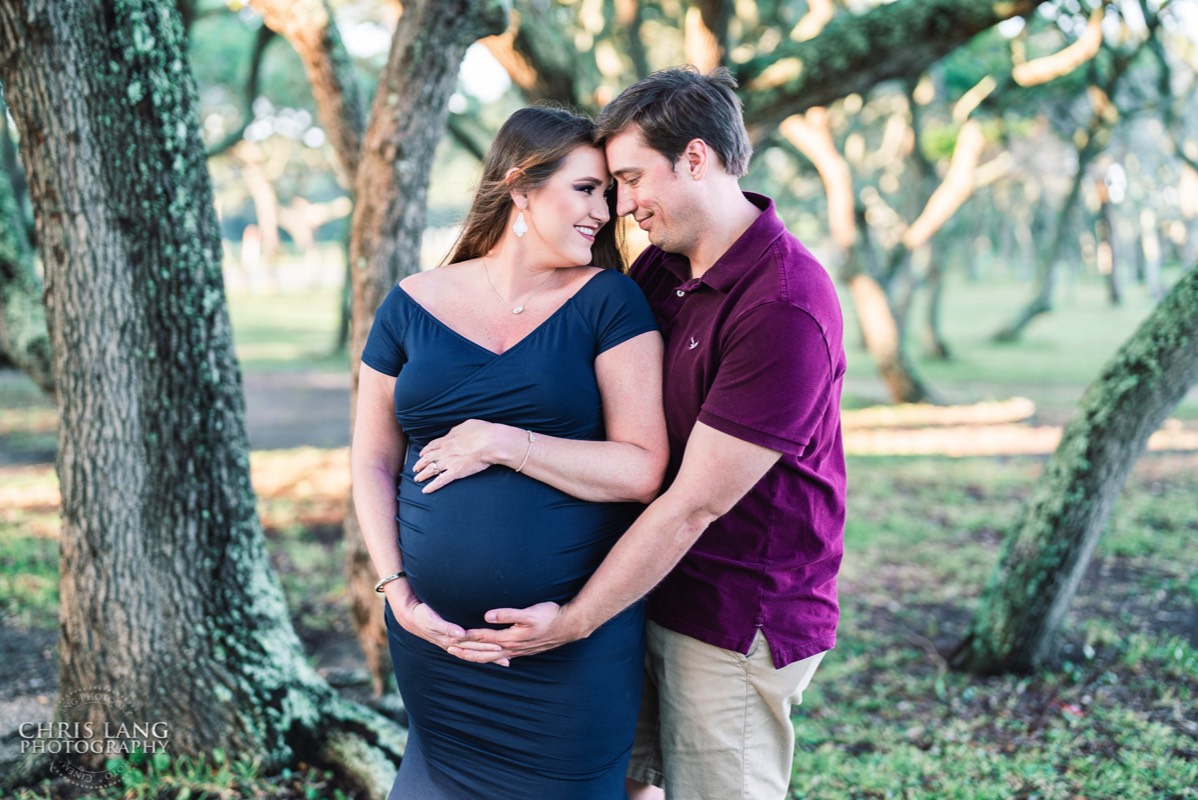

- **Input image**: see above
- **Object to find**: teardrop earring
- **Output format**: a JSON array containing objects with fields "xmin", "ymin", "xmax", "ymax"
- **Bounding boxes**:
[{"xmin": 513, "ymin": 211, "xmax": 528, "ymax": 238}]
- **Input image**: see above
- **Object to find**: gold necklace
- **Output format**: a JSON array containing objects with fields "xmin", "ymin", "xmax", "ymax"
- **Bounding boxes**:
[{"xmin": 482, "ymin": 258, "xmax": 556, "ymax": 315}]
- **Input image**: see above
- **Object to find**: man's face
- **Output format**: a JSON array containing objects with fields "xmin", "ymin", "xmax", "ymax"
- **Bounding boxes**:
[{"xmin": 605, "ymin": 127, "xmax": 701, "ymax": 257}]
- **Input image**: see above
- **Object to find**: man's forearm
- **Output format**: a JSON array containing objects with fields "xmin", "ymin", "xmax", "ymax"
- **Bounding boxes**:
[
  {"xmin": 562, "ymin": 490, "xmax": 717, "ymax": 639},
  {"xmin": 460, "ymin": 422, "xmax": 782, "ymax": 661},
  {"xmin": 459, "ymin": 488, "xmax": 717, "ymax": 661}
]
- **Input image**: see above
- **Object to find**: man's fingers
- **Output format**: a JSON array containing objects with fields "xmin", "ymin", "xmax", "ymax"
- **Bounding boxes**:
[{"xmin": 484, "ymin": 607, "xmax": 531, "ymax": 625}]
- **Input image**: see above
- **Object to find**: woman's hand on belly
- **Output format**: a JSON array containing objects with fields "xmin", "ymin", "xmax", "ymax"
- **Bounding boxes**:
[
  {"xmin": 386, "ymin": 583, "xmax": 511, "ymax": 666},
  {"xmin": 413, "ymin": 419, "xmax": 522, "ymax": 494}
]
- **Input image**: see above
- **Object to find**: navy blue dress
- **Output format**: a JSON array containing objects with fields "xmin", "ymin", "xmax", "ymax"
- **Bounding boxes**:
[{"xmin": 361, "ymin": 268, "xmax": 657, "ymax": 799}]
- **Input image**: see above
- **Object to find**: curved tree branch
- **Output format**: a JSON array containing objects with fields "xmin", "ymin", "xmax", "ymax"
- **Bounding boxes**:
[
  {"xmin": 952, "ymin": 261, "xmax": 1198, "ymax": 674},
  {"xmin": 739, "ymin": 0, "xmax": 1046, "ymax": 131},
  {"xmin": 1013, "ymin": 4, "xmax": 1106, "ymax": 87}
]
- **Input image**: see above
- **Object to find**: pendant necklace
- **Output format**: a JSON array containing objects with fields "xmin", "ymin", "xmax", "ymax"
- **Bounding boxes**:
[{"xmin": 483, "ymin": 258, "xmax": 556, "ymax": 315}]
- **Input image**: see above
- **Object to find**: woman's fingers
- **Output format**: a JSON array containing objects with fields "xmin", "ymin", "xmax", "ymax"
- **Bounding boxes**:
[
  {"xmin": 446, "ymin": 646, "xmax": 510, "ymax": 667},
  {"xmin": 420, "ymin": 467, "xmax": 457, "ymax": 494},
  {"xmin": 413, "ymin": 453, "xmax": 450, "ymax": 485}
]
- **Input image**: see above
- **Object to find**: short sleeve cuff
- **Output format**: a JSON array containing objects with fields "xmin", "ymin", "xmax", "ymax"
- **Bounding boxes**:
[
  {"xmin": 360, "ymin": 354, "xmax": 400, "ymax": 378},
  {"xmin": 596, "ymin": 323, "xmax": 659, "ymax": 356},
  {"xmin": 698, "ymin": 408, "xmax": 809, "ymax": 456}
]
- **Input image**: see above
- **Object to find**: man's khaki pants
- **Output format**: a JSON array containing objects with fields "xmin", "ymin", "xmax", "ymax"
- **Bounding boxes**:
[{"xmin": 628, "ymin": 621, "xmax": 825, "ymax": 800}]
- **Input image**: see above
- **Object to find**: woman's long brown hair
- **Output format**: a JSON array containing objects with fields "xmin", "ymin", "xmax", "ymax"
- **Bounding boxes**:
[{"xmin": 444, "ymin": 106, "xmax": 623, "ymax": 271}]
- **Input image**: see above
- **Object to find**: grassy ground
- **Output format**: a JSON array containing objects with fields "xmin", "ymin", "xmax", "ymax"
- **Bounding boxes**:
[
  {"xmin": 791, "ymin": 453, "xmax": 1198, "ymax": 799},
  {"xmin": 225, "ymin": 288, "xmax": 348, "ymax": 374},
  {"xmin": 2, "ymin": 269, "xmax": 1197, "ymax": 798},
  {"xmin": 4, "ymin": 450, "xmax": 1195, "ymax": 798}
]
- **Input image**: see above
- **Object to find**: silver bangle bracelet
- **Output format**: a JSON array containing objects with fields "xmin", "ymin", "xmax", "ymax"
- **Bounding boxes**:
[
  {"xmin": 514, "ymin": 430, "xmax": 537, "ymax": 473},
  {"xmin": 373, "ymin": 570, "xmax": 407, "ymax": 593}
]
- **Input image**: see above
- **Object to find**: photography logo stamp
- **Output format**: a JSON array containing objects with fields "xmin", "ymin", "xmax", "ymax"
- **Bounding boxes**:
[{"xmin": 18, "ymin": 686, "xmax": 171, "ymax": 789}]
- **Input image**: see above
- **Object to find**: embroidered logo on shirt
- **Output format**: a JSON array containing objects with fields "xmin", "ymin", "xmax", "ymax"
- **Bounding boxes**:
[{"xmin": 687, "ymin": 337, "xmax": 700, "ymax": 350}]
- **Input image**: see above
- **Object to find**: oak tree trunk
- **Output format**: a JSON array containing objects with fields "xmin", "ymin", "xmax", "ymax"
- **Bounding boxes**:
[
  {"xmin": 0, "ymin": 2, "xmax": 403, "ymax": 794},
  {"xmin": 849, "ymin": 273, "xmax": 933, "ymax": 404},
  {"xmin": 951, "ymin": 263, "xmax": 1198, "ymax": 674},
  {"xmin": 1094, "ymin": 177, "xmax": 1121, "ymax": 306},
  {"xmin": 922, "ymin": 243, "xmax": 952, "ymax": 360}
]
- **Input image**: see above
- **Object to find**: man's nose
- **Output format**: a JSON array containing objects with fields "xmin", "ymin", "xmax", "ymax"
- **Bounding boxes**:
[{"xmin": 615, "ymin": 185, "xmax": 635, "ymax": 217}]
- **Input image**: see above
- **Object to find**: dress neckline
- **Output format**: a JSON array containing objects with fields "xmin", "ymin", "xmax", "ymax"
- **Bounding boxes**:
[{"xmin": 394, "ymin": 268, "xmax": 610, "ymax": 357}]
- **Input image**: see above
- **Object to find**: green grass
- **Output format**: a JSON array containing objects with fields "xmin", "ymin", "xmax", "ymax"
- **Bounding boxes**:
[
  {"xmin": 788, "ymin": 452, "xmax": 1198, "ymax": 800},
  {"xmin": 11, "ymin": 747, "xmax": 352, "ymax": 800},
  {"xmin": 5, "ymin": 453, "xmax": 1195, "ymax": 798},
  {"xmin": 226, "ymin": 288, "xmax": 348, "ymax": 373}
]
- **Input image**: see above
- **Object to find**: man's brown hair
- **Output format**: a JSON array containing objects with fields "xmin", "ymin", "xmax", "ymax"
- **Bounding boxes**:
[{"xmin": 595, "ymin": 66, "xmax": 752, "ymax": 177}]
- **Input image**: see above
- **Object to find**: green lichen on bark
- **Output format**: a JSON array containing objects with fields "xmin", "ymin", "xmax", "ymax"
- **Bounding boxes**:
[
  {"xmin": 1, "ymin": 1, "xmax": 408, "ymax": 791},
  {"xmin": 953, "ymin": 265, "xmax": 1198, "ymax": 673}
]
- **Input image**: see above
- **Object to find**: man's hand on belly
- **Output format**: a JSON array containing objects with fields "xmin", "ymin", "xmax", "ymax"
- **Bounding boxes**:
[
  {"xmin": 391, "ymin": 594, "xmax": 511, "ymax": 666},
  {"xmin": 451, "ymin": 601, "xmax": 582, "ymax": 662}
]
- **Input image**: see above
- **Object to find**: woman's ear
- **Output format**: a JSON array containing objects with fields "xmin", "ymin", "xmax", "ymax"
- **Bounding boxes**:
[{"xmin": 504, "ymin": 167, "xmax": 528, "ymax": 209}]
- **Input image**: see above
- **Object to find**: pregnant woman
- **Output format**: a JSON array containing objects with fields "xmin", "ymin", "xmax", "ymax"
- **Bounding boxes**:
[{"xmin": 351, "ymin": 106, "xmax": 667, "ymax": 799}]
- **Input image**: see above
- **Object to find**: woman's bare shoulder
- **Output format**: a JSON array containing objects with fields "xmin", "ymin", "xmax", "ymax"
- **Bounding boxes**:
[{"xmin": 399, "ymin": 260, "xmax": 477, "ymax": 303}]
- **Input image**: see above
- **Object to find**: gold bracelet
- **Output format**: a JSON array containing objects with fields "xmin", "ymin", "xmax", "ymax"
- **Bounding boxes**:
[
  {"xmin": 373, "ymin": 570, "xmax": 407, "ymax": 593},
  {"xmin": 514, "ymin": 430, "xmax": 537, "ymax": 473}
]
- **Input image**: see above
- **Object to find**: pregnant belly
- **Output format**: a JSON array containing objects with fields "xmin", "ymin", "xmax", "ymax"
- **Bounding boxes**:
[{"xmin": 397, "ymin": 457, "xmax": 635, "ymax": 629}]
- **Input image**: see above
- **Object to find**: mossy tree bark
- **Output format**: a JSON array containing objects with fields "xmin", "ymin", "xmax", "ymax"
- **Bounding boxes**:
[
  {"xmin": 951, "ymin": 263, "xmax": 1198, "ymax": 674},
  {"xmin": 0, "ymin": 2, "xmax": 403, "ymax": 795}
]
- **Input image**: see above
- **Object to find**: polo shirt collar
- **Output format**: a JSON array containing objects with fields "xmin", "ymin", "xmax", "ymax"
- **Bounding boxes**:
[{"xmin": 656, "ymin": 192, "xmax": 784, "ymax": 292}]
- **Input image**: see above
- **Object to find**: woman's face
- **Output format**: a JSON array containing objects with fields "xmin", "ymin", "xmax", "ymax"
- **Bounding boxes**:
[{"xmin": 520, "ymin": 145, "xmax": 612, "ymax": 268}]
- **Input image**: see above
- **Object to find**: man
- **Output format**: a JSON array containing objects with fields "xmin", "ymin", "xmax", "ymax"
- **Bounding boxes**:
[{"xmin": 455, "ymin": 67, "xmax": 846, "ymax": 799}]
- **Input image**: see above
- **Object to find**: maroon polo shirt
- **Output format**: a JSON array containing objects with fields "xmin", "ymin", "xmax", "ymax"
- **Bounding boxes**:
[{"xmin": 629, "ymin": 192, "xmax": 846, "ymax": 668}]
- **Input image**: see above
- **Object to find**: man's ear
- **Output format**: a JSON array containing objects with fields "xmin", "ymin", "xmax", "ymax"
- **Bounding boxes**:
[{"xmin": 681, "ymin": 139, "xmax": 709, "ymax": 180}]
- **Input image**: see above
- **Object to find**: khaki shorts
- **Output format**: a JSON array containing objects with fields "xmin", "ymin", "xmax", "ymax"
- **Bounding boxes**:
[{"xmin": 627, "ymin": 621, "xmax": 825, "ymax": 800}]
